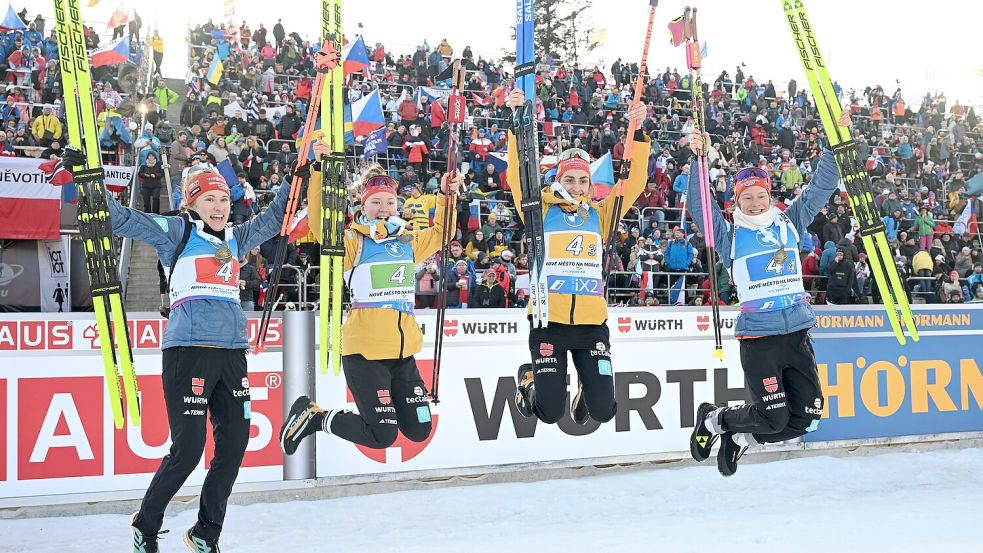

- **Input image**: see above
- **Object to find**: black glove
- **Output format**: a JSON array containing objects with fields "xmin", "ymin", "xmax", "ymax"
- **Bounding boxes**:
[
  {"xmin": 293, "ymin": 160, "xmax": 312, "ymax": 179},
  {"xmin": 61, "ymin": 145, "xmax": 85, "ymax": 169}
]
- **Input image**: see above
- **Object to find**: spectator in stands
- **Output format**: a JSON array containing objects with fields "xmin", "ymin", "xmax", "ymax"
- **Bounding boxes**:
[
  {"xmin": 415, "ymin": 258, "xmax": 440, "ymax": 308},
  {"xmin": 467, "ymin": 264, "xmax": 505, "ymax": 309},
  {"xmin": 825, "ymin": 250, "xmax": 855, "ymax": 304},
  {"xmin": 238, "ymin": 136, "xmax": 267, "ymax": 186},
  {"xmin": 912, "ymin": 206, "xmax": 937, "ymax": 250},
  {"xmin": 401, "ymin": 184, "xmax": 435, "ymax": 230},
  {"xmin": 137, "ymin": 152, "xmax": 165, "ymax": 214},
  {"xmin": 663, "ymin": 226, "xmax": 693, "ymax": 273},
  {"xmin": 239, "ymin": 248, "xmax": 262, "ymax": 311},
  {"xmin": 32, "ymin": 104, "xmax": 62, "ymax": 147},
  {"xmin": 476, "ymin": 163, "xmax": 503, "ymax": 199},
  {"xmin": 445, "ymin": 259, "xmax": 472, "ymax": 308}
]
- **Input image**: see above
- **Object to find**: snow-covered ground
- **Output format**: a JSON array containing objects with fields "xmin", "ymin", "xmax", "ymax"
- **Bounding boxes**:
[{"xmin": 2, "ymin": 447, "xmax": 978, "ymax": 553}]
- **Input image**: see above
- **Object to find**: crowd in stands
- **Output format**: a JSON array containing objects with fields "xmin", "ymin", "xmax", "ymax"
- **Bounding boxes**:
[{"xmin": 11, "ymin": 9, "xmax": 983, "ymax": 309}]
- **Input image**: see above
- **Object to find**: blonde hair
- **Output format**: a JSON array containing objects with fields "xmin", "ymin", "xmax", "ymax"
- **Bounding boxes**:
[{"xmin": 358, "ymin": 163, "xmax": 387, "ymax": 188}]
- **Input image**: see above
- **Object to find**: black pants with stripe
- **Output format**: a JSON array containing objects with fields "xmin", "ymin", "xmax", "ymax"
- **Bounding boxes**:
[
  {"xmin": 527, "ymin": 322, "xmax": 617, "ymax": 424},
  {"xmin": 720, "ymin": 329, "xmax": 825, "ymax": 444},
  {"xmin": 134, "ymin": 347, "xmax": 251, "ymax": 540},
  {"xmin": 328, "ymin": 354, "xmax": 433, "ymax": 449}
]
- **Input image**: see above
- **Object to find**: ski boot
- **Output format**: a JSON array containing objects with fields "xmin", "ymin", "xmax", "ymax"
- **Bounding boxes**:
[
  {"xmin": 690, "ymin": 402, "xmax": 722, "ymax": 462},
  {"xmin": 131, "ymin": 513, "xmax": 167, "ymax": 553},
  {"xmin": 183, "ymin": 527, "xmax": 221, "ymax": 553},
  {"xmin": 279, "ymin": 395, "xmax": 326, "ymax": 455},
  {"xmin": 717, "ymin": 432, "xmax": 750, "ymax": 477},
  {"xmin": 515, "ymin": 364, "xmax": 536, "ymax": 418},
  {"xmin": 571, "ymin": 383, "xmax": 590, "ymax": 424}
]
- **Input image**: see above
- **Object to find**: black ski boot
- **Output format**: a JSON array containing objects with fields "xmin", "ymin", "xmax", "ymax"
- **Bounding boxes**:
[
  {"xmin": 183, "ymin": 527, "xmax": 221, "ymax": 553},
  {"xmin": 515, "ymin": 364, "xmax": 536, "ymax": 418},
  {"xmin": 279, "ymin": 395, "xmax": 326, "ymax": 455},
  {"xmin": 690, "ymin": 402, "xmax": 720, "ymax": 462},
  {"xmin": 132, "ymin": 513, "xmax": 167, "ymax": 553},
  {"xmin": 717, "ymin": 432, "xmax": 749, "ymax": 477},
  {"xmin": 571, "ymin": 383, "xmax": 590, "ymax": 424}
]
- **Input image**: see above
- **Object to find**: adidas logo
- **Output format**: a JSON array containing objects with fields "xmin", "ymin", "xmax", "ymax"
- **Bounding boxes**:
[
  {"xmin": 697, "ymin": 435, "xmax": 708, "ymax": 447},
  {"xmin": 184, "ymin": 410, "xmax": 190, "ymax": 415}
]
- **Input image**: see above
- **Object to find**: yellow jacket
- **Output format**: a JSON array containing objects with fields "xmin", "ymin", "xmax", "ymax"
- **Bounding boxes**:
[
  {"xmin": 32, "ymin": 114, "xmax": 63, "ymax": 141},
  {"xmin": 507, "ymin": 130, "xmax": 650, "ymax": 325},
  {"xmin": 149, "ymin": 35, "xmax": 164, "ymax": 54},
  {"xmin": 402, "ymin": 194, "xmax": 436, "ymax": 230},
  {"xmin": 308, "ymin": 168, "xmax": 456, "ymax": 359}
]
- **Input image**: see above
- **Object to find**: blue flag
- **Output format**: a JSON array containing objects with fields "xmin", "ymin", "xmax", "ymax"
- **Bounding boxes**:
[{"xmin": 362, "ymin": 126, "xmax": 388, "ymax": 159}]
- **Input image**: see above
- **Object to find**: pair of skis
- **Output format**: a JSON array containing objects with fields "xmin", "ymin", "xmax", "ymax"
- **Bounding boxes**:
[
  {"xmin": 253, "ymin": 37, "xmax": 342, "ymax": 373},
  {"xmin": 514, "ymin": 0, "xmax": 548, "ymax": 328},
  {"xmin": 319, "ymin": 0, "xmax": 348, "ymax": 376},
  {"xmin": 54, "ymin": 0, "xmax": 140, "ymax": 429},
  {"xmin": 781, "ymin": 0, "xmax": 918, "ymax": 344},
  {"xmin": 669, "ymin": 7, "xmax": 725, "ymax": 360},
  {"xmin": 431, "ymin": 61, "xmax": 468, "ymax": 403}
]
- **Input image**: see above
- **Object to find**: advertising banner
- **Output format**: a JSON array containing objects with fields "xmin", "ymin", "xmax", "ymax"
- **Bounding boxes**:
[{"xmin": 0, "ymin": 306, "xmax": 980, "ymax": 504}]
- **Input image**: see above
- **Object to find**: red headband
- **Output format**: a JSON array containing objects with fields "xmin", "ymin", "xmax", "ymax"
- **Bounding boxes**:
[
  {"xmin": 734, "ymin": 177, "xmax": 770, "ymax": 199},
  {"xmin": 184, "ymin": 171, "xmax": 230, "ymax": 205},
  {"xmin": 556, "ymin": 157, "xmax": 591, "ymax": 181},
  {"xmin": 361, "ymin": 175, "xmax": 398, "ymax": 205}
]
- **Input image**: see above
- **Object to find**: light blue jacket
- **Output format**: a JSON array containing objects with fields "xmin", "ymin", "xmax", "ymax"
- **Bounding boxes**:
[
  {"xmin": 108, "ymin": 183, "xmax": 291, "ymax": 349},
  {"xmin": 687, "ymin": 149, "xmax": 841, "ymax": 337}
]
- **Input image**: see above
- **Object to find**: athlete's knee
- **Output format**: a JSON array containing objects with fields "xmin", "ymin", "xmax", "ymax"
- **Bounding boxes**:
[
  {"xmin": 365, "ymin": 423, "xmax": 399, "ymax": 449},
  {"xmin": 758, "ymin": 404, "xmax": 790, "ymax": 434},
  {"xmin": 166, "ymin": 439, "xmax": 206, "ymax": 473},
  {"xmin": 401, "ymin": 420, "xmax": 432, "ymax": 443},
  {"xmin": 535, "ymin": 401, "xmax": 565, "ymax": 424},
  {"xmin": 587, "ymin": 399, "xmax": 617, "ymax": 423}
]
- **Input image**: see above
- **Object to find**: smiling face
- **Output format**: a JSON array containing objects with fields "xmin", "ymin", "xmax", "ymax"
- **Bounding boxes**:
[
  {"xmin": 191, "ymin": 191, "xmax": 231, "ymax": 232},
  {"xmin": 559, "ymin": 169, "xmax": 591, "ymax": 197},
  {"xmin": 362, "ymin": 192, "xmax": 398, "ymax": 220},
  {"xmin": 737, "ymin": 187, "xmax": 771, "ymax": 216}
]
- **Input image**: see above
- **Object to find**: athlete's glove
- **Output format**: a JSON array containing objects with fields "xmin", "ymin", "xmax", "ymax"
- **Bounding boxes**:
[{"xmin": 61, "ymin": 145, "xmax": 85, "ymax": 170}]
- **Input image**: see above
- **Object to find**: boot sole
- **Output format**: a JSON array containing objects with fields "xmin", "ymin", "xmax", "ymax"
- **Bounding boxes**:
[{"xmin": 689, "ymin": 403, "xmax": 718, "ymax": 462}]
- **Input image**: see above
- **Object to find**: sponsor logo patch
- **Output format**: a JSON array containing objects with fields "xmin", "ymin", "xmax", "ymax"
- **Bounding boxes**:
[
  {"xmin": 598, "ymin": 359, "xmax": 613, "ymax": 376},
  {"xmin": 416, "ymin": 405, "xmax": 432, "ymax": 423},
  {"xmin": 377, "ymin": 390, "xmax": 392, "ymax": 406},
  {"xmin": 762, "ymin": 377, "xmax": 779, "ymax": 393},
  {"xmin": 539, "ymin": 342, "xmax": 554, "ymax": 356},
  {"xmin": 191, "ymin": 378, "xmax": 205, "ymax": 396}
]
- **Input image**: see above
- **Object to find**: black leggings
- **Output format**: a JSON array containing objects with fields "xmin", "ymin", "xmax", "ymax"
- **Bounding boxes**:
[
  {"xmin": 721, "ymin": 329, "xmax": 824, "ymax": 444},
  {"xmin": 329, "ymin": 354, "xmax": 432, "ymax": 449},
  {"xmin": 527, "ymin": 322, "xmax": 616, "ymax": 424},
  {"xmin": 134, "ymin": 347, "xmax": 251, "ymax": 540}
]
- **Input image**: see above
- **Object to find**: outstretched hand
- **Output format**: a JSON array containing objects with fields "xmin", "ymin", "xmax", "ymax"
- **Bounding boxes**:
[
  {"xmin": 505, "ymin": 88, "xmax": 525, "ymax": 109},
  {"xmin": 689, "ymin": 129, "xmax": 711, "ymax": 156},
  {"xmin": 441, "ymin": 172, "xmax": 463, "ymax": 194},
  {"xmin": 837, "ymin": 110, "xmax": 852, "ymax": 129}
]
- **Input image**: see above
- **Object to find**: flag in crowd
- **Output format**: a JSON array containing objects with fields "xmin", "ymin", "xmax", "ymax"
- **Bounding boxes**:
[
  {"xmin": 90, "ymin": 36, "xmax": 130, "ymax": 67},
  {"xmin": 342, "ymin": 35, "xmax": 370, "ymax": 76},
  {"xmin": 362, "ymin": 126, "xmax": 388, "ymax": 159},
  {"xmin": 207, "ymin": 57, "xmax": 224, "ymax": 85}
]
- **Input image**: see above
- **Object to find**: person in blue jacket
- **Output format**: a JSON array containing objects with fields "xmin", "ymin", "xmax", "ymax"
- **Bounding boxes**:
[
  {"xmin": 686, "ymin": 112, "xmax": 848, "ymax": 477},
  {"xmin": 63, "ymin": 146, "xmax": 294, "ymax": 552}
]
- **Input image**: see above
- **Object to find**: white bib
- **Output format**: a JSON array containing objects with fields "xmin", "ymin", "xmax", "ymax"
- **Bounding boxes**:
[
  {"xmin": 169, "ymin": 220, "xmax": 240, "ymax": 308},
  {"xmin": 345, "ymin": 235, "xmax": 416, "ymax": 314},
  {"xmin": 730, "ymin": 211, "xmax": 808, "ymax": 313},
  {"xmin": 542, "ymin": 205, "xmax": 604, "ymax": 297}
]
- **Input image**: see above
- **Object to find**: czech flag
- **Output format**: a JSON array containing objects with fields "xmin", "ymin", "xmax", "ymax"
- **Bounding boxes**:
[
  {"xmin": 207, "ymin": 57, "xmax": 224, "ymax": 85},
  {"xmin": 349, "ymin": 89, "xmax": 384, "ymax": 138},
  {"xmin": 342, "ymin": 35, "xmax": 370, "ymax": 76},
  {"xmin": 90, "ymin": 36, "xmax": 130, "ymax": 68},
  {"xmin": 589, "ymin": 152, "xmax": 615, "ymax": 199},
  {"xmin": 467, "ymin": 199, "xmax": 482, "ymax": 231}
]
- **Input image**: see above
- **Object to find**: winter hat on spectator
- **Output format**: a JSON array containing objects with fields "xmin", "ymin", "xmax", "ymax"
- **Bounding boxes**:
[{"xmin": 184, "ymin": 170, "xmax": 230, "ymax": 206}]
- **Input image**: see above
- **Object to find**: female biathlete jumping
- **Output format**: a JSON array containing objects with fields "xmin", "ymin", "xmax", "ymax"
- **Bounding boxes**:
[
  {"xmin": 686, "ymin": 112, "xmax": 850, "ymax": 476},
  {"xmin": 279, "ymin": 150, "xmax": 461, "ymax": 455}
]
